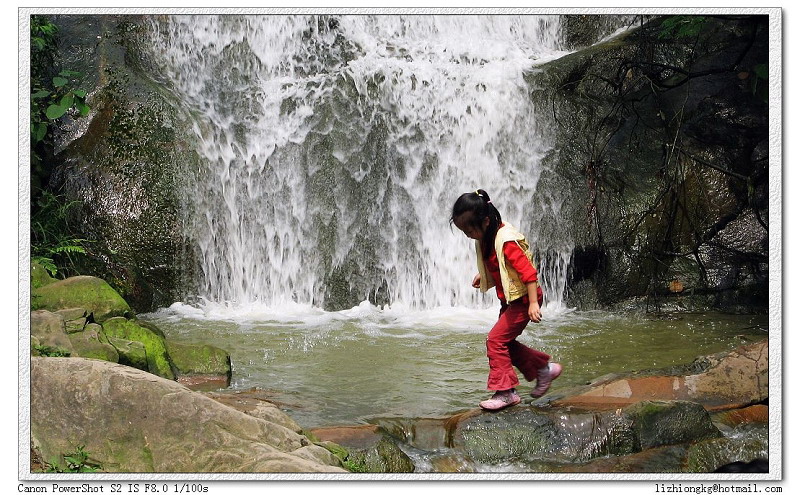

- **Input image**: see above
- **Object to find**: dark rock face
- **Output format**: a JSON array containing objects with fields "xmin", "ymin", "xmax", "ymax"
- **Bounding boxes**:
[
  {"xmin": 46, "ymin": 15, "xmax": 200, "ymax": 312},
  {"xmin": 530, "ymin": 15, "xmax": 769, "ymax": 311}
]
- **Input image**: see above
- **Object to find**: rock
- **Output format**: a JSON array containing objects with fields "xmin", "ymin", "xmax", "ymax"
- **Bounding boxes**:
[
  {"xmin": 55, "ymin": 308, "xmax": 90, "ymax": 333},
  {"xmin": 290, "ymin": 445, "xmax": 343, "ymax": 468},
  {"xmin": 711, "ymin": 404, "xmax": 768, "ymax": 429},
  {"xmin": 30, "ymin": 310, "xmax": 73, "ymax": 356},
  {"xmin": 68, "ymin": 323, "xmax": 119, "ymax": 362},
  {"xmin": 31, "ymin": 276, "xmax": 131, "ymax": 322},
  {"xmin": 31, "ymin": 261, "xmax": 57, "ymax": 289},
  {"xmin": 310, "ymin": 425, "xmax": 414, "ymax": 473},
  {"xmin": 107, "ymin": 337, "xmax": 148, "ymax": 371},
  {"xmin": 205, "ymin": 389, "xmax": 302, "ymax": 433},
  {"xmin": 684, "ymin": 424, "xmax": 768, "ymax": 472},
  {"xmin": 626, "ymin": 400, "xmax": 722, "ymax": 451},
  {"xmin": 547, "ymin": 340, "xmax": 768, "ymax": 411},
  {"xmin": 557, "ymin": 445, "xmax": 690, "ymax": 473},
  {"xmin": 30, "ymin": 357, "xmax": 346, "ymax": 473},
  {"xmin": 452, "ymin": 406, "xmax": 637, "ymax": 464},
  {"xmin": 166, "ymin": 341, "xmax": 232, "ymax": 388},
  {"xmin": 102, "ymin": 317, "xmax": 174, "ymax": 380}
]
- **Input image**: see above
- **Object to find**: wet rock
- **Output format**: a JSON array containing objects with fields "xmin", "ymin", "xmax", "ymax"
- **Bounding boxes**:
[
  {"xmin": 452, "ymin": 406, "xmax": 638, "ymax": 464},
  {"xmin": 31, "ymin": 276, "xmax": 131, "ymax": 322},
  {"xmin": 684, "ymin": 424, "xmax": 768, "ymax": 473},
  {"xmin": 556, "ymin": 445, "xmax": 690, "ymax": 473},
  {"xmin": 311, "ymin": 425, "xmax": 414, "ymax": 473},
  {"xmin": 547, "ymin": 340, "xmax": 767, "ymax": 411},
  {"xmin": 30, "ymin": 357, "xmax": 345, "ymax": 473},
  {"xmin": 166, "ymin": 341, "xmax": 232, "ymax": 388},
  {"xmin": 626, "ymin": 400, "xmax": 721, "ymax": 450},
  {"xmin": 711, "ymin": 404, "xmax": 768, "ymax": 429}
]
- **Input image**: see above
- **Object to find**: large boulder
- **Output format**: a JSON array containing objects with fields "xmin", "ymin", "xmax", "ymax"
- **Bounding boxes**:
[
  {"xmin": 30, "ymin": 357, "xmax": 346, "ymax": 473},
  {"xmin": 545, "ymin": 340, "xmax": 768, "ymax": 411},
  {"xmin": 31, "ymin": 276, "xmax": 131, "ymax": 322},
  {"xmin": 205, "ymin": 389, "xmax": 302, "ymax": 433}
]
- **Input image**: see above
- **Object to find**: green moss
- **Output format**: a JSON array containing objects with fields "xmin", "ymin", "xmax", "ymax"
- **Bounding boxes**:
[
  {"xmin": 165, "ymin": 341, "xmax": 231, "ymax": 377},
  {"xmin": 31, "ymin": 261, "xmax": 58, "ymax": 290},
  {"xmin": 102, "ymin": 317, "xmax": 174, "ymax": 379},
  {"xmin": 31, "ymin": 276, "xmax": 130, "ymax": 321}
]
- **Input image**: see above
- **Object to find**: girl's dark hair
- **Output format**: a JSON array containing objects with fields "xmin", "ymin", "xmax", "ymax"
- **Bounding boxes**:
[{"xmin": 450, "ymin": 189, "xmax": 502, "ymax": 258}]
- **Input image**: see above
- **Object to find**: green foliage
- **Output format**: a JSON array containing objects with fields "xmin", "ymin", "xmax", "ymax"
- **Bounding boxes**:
[
  {"xmin": 30, "ymin": 15, "xmax": 91, "ymax": 194},
  {"xmin": 658, "ymin": 16, "xmax": 707, "ymax": 40},
  {"xmin": 46, "ymin": 445, "xmax": 102, "ymax": 473},
  {"xmin": 32, "ymin": 344, "xmax": 71, "ymax": 357},
  {"xmin": 31, "ymin": 191, "xmax": 89, "ymax": 277},
  {"xmin": 342, "ymin": 458, "xmax": 367, "ymax": 473}
]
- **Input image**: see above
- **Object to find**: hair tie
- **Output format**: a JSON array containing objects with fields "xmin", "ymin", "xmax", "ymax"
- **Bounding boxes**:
[{"xmin": 474, "ymin": 190, "xmax": 481, "ymax": 197}]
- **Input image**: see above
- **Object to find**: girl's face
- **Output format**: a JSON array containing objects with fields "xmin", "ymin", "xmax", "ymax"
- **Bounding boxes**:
[{"xmin": 454, "ymin": 213, "xmax": 490, "ymax": 240}]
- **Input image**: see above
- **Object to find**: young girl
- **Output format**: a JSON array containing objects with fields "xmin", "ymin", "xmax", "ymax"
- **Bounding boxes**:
[{"xmin": 451, "ymin": 189, "xmax": 562, "ymax": 411}]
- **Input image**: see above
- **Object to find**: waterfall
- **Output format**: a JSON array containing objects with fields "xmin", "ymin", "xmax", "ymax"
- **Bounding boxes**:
[{"xmin": 145, "ymin": 14, "xmax": 574, "ymax": 312}]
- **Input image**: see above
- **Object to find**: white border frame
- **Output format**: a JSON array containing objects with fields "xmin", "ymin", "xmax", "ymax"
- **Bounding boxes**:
[{"xmin": 17, "ymin": 6, "xmax": 782, "ymax": 485}]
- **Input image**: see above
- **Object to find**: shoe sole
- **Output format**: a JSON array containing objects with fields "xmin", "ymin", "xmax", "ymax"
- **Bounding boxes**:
[{"xmin": 479, "ymin": 396, "xmax": 521, "ymax": 411}]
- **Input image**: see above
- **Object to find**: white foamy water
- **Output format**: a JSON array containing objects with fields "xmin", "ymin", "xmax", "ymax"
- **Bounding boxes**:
[{"xmin": 146, "ymin": 14, "xmax": 574, "ymax": 314}]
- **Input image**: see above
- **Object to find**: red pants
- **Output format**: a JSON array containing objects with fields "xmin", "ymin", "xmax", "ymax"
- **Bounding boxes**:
[{"xmin": 486, "ymin": 300, "xmax": 550, "ymax": 391}]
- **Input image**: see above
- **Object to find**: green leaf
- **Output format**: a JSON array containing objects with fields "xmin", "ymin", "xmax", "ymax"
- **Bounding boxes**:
[
  {"xmin": 59, "ymin": 70, "xmax": 83, "ymax": 78},
  {"xmin": 33, "ymin": 122, "xmax": 47, "ymax": 142},
  {"xmin": 753, "ymin": 64, "xmax": 768, "ymax": 80},
  {"xmin": 31, "ymin": 89, "xmax": 50, "ymax": 99},
  {"xmin": 60, "ymin": 94, "xmax": 74, "ymax": 109},
  {"xmin": 73, "ymin": 89, "xmax": 87, "ymax": 98},
  {"xmin": 52, "ymin": 76, "xmax": 68, "ymax": 88},
  {"xmin": 45, "ymin": 104, "xmax": 67, "ymax": 120},
  {"xmin": 77, "ymin": 102, "xmax": 90, "ymax": 116}
]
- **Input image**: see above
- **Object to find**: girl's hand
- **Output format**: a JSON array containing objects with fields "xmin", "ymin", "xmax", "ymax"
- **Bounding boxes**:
[
  {"xmin": 472, "ymin": 273, "xmax": 481, "ymax": 288},
  {"xmin": 528, "ymin": 302, "xmax": 542, "ymax": 323}
]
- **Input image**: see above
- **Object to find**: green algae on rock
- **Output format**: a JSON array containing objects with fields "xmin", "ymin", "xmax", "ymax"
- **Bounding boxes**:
[
  {"xmin": 32, "ymin": 276, "xmax": 131, "ymax": 321},
  {"xmin": 102, "ymin": 317, "xmax": 174, "ymax": 380}
]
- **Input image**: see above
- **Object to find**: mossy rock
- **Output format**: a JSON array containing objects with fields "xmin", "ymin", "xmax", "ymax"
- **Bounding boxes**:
[
  {"xmin": 68, "ymin": 324, "xmax": 119, "ymax": 363},
  {"xmin": 165, "ymin": 341, "xmax": 231, "ymax": 378},
  {"xmin": 108, "ymin": 337, "xmax": 148, "ymax": 371},
  {"xmin": 344, "ymin": 436, "xmax": 415, "ymax": 473},
  {"xmin": 102, "ymin": 317, "xmax": 174, "ymax": 380},
  {"xmin": 625, "ymin": 400, "xmax": 722, "ymax": 450},
  {"xmin": 684, "ymin": 424, "xmax": 768, "ymax": 473},
  {"xmin": 31, "ymin": 261, "xmax": 57, "ymax": 290},
  {"xmin": 31, "ymin": 276, "xmax": 131, "ymax": 322}
]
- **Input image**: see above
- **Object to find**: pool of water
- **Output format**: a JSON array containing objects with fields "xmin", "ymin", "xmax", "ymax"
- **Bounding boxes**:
[{"xmin": 141, "ymin": 304, "xmax": 768, "ymax": 429}]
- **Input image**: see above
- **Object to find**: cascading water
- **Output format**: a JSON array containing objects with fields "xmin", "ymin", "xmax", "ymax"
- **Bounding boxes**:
[{"xmin": 145, "ymin": 15, "xmax": 574, "ymax": 313}]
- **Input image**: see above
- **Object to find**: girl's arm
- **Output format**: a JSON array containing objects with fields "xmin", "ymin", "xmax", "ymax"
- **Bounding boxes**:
[{"xmin": 526, "ymin": 281, "xmax": 542, "ymax": 323}]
